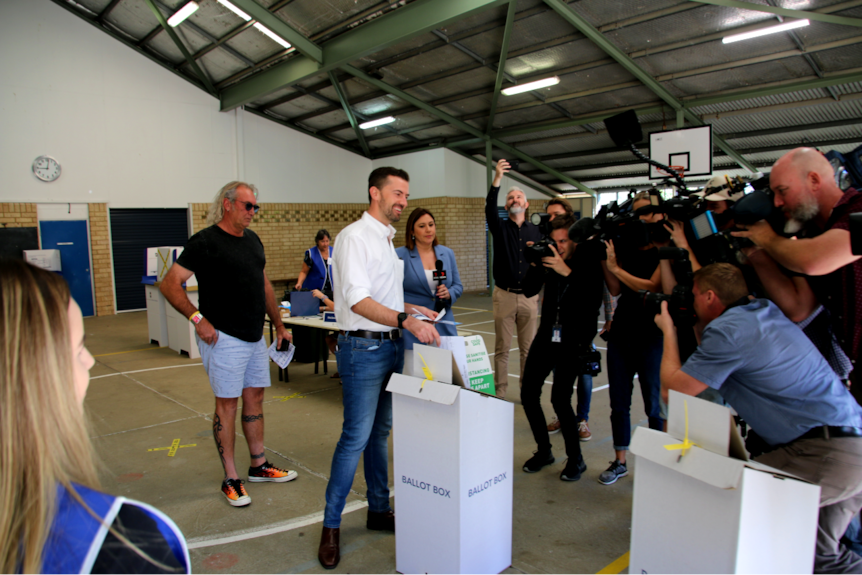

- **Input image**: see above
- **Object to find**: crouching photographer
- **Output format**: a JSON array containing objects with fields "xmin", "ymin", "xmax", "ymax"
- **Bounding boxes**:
[
  {"xmin": 521, "ymin": 216, "xmax": 619, "ymax": 482},
  {"xmin": 656, "ymin": 263, "xmax": 862, "ymax": 574}
]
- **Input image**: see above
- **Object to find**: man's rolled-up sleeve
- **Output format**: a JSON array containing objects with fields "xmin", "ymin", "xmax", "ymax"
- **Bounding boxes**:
[
  {"xmin": 337, "ymin": 235, "xmax": 374, "ymax": 309},
  {"xmin": 680, "ymin": 326, "xmax": 746, "ymax": 390}
]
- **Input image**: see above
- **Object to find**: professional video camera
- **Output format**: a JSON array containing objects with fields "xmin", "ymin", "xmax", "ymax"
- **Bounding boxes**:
[
  {"xmin": 571, "ymin": 189, "xmax": 669, "ymax": 251},
  {"xmin": 688, "ymin": 173, "xmax": 787, "ymax": 266},
  {"xmin": 639, "ymin": 247, "xmax": 697, "ymax": 328},
  {"xmin": 525, "ymin": 212, "xmax": 556, "ymax": 265},
  {"xmin": 578, "ymin": 343, "xmax": 602, "ymax": 376}
]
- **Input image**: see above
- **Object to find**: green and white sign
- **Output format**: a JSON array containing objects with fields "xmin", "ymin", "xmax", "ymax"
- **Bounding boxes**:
[{"xmin": 465, "ymin": 336, "xmax": 495, "ymax": 395}]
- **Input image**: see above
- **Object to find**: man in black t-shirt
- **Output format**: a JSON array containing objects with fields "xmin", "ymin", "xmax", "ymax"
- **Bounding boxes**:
[
  {"xmin": 161, "ymin": 181, "xmax": 297, "ymax": 508},
  {"xmin": 520, "ymin": 217, "xmax": 619, "ymax": 481},
  {"xmin": 485, "ymin": 159, "xmax": 543, "ymax": 399}
]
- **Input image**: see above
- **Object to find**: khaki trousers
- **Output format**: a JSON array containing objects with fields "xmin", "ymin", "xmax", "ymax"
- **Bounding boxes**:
[
  {"xmin": 756, "ymin": 436, "xmax": 862, "ymax": 573},
  {"xmin": 492, "ymin": 287, "xmax": 538, "ymax": 399}
]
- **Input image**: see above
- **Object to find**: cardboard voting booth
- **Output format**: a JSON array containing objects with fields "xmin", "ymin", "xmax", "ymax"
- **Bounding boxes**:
[
  {"xmin": 629, "ymin": 391, "xmax": 821, "ymax": 574},
  {"xmin": 387, "ymin": 344, "xmax": 513, "ymax": 574}
]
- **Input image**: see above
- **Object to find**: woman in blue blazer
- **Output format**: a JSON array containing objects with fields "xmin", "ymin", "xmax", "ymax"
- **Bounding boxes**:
[{"xmin": 396, "ymin": 208, "xmax": 464, "ymax": 350}]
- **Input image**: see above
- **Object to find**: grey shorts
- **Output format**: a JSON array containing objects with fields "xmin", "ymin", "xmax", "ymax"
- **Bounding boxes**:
[{"xmin": 196, "ymin": 331, "xmax": 270, "ymax": 398}]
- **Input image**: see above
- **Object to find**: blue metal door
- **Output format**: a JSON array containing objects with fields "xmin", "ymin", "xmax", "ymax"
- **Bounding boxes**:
[{"xmin": 39, "ymin": 220, "xmax": 95, "ymax": 316}]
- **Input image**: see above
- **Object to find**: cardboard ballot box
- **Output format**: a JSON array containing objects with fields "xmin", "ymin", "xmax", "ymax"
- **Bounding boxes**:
[
  {"xmin": 629, "ymin": 391, "xmax": 821, "ymax": 574},
  {"xmin": 387, "ymin": 344, "xmax": 513, "ymax": 574}
]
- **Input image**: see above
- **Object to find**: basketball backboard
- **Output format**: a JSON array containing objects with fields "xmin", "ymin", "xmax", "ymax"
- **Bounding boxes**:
[{"xmin": 649, "ymin": 125, "xmax": 713, "ymax": 180}]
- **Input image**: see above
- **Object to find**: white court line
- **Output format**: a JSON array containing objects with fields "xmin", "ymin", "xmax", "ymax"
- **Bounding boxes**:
[
  {"xmin": 452, "ymin": 306, "xmax": 490, "ymax": 312},
  {"xmin": 462, "ymin": 329, "xmax": 498, "ymax": 336},
  {"xmin": 452, "ymin": 310, "xmax": 488, "ymax": 316},
  {"xmin": 186, "ymin": 500, "xmax": 369, "ymax": 549},
  {"xmin": 457, "ymin": 319, "xmax": 495, "ymax": 328},
  {"xmin": 90, "ymin": 363, "xmax": 203, "ymax": 380},
  {"xmin": 487, "ymin": 347, "xmax": 519, "ymax": 357}
]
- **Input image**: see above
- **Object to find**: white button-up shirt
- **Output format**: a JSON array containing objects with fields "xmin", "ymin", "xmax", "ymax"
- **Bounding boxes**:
[{"xmin": 333, "ymin": 211, "xmax": 405, "ymax": 332}]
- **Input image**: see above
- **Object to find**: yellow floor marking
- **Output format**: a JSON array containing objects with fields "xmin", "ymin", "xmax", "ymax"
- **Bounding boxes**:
[
  {"xmin": 273, "ymin": 392, "xmax": 306, "ymax": 402},
  {"xmin": 94, "ymin": 347, "xmax": 160, "ymax": 357},
  {"xmin": 148, "ymin": 438, "xmax": 197, "ymax": 456},
  {"xmin": 597, "ymin": 551, "xmax": 629, "ymax": 574}
]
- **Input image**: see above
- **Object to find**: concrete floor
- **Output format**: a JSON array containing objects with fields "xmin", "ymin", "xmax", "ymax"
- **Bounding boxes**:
[{"xmin": 83, "ymin": 294, "xmax": 648, "ymax": 574}]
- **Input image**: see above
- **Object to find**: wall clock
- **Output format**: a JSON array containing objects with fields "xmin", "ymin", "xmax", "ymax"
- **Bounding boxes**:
[{"xmin": 33, "ymin": 155, "xmax": 61, "ymax": 182}]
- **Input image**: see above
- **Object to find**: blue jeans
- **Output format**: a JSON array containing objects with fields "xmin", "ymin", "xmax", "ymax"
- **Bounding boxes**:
[
  {"xmin": 576, "ymin": 374, "xmax": 593, "ymax": 422},
  {"xmin": 607, "ymin": 336, "xmax": 664, "ymax": 451},
  {"xmin": 323, "ymin": 334, "xmax": 404, "ymax": 528}
]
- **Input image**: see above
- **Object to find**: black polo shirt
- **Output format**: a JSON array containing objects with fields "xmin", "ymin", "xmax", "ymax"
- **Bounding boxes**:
[{"xmin": 485, "ymin": 185, "xmax": 543, "ymax": 296}]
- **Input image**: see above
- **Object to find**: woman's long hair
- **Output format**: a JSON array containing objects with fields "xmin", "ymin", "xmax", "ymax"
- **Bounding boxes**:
[{"xmin": 0, "ymin": 259, "xmax": 101, "ymax": 573}]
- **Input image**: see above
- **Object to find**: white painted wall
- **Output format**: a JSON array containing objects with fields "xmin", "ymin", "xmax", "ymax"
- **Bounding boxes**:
[
  {"xmin": 0, "ymin": 0, "xmax": 563, "ymax": 209},
  {"xmin": 372, "ymin": 148, "xmax": 553, "ymax": 205}
]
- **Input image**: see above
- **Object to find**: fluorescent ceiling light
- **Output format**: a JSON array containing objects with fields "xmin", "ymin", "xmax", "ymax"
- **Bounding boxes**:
[
  {"xmin": 217, "ymin": 0, "xmax": 251, "ymax": 21},
  {"xmin": 359, "ymin": 116, "xmax": 396, "ymax": 129},
  {"xmin": 501, "ymin": 76, "xmax": 560, "ymax": 96},
  {"xmin": 167, "ymin": 1, "xmax": 199, "ymax": 27},
  {"xmin": 563, "ymin": 192, "xmax": 593, "ymax": 199},
  {"xmin": 722, "ymin": 19, "xmax": 809, "ymax": 44},
  {"xmin": 254, "ymin": 23, "xmax": 291, "ymax": 49}
]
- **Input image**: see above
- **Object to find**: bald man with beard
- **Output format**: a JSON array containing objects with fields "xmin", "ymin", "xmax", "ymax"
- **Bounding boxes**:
[{"xmin": 734, "ymin": 147, "xmax": 862, "ymax": 402}]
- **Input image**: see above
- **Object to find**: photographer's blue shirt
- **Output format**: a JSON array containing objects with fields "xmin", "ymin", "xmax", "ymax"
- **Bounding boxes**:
[{"xmin": 681, "ymin": 298, "xmax": 862, "ymax": 446}]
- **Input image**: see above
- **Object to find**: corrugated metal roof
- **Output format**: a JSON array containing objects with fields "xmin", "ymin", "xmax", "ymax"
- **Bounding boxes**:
[{"xmin": 50, "ymin": 0, "xmax": 862, "ymax": 192}]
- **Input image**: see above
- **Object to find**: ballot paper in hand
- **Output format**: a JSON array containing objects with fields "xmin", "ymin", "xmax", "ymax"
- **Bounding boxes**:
[
  {"xmin": 410, "ymin": 307, "xmax": 460, "ymax": 325},
  {"xmin": 268, "ymin": 340, "xmax": 295, "ymax": 369}
]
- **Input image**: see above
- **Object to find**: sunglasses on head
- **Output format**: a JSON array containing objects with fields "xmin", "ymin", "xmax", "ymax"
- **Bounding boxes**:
[{"xmin": 234, "ymin": 200, "xmax": 260, "ymax": 214}]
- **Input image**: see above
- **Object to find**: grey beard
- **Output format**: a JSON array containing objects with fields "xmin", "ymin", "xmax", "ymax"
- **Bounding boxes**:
[
  {"xmin": 508, "ymin": 206, "xmax": 525, "ymax": 216},
  {"xmin": 784, "ymin": 197, "xmax": 819, "ymax": 234}
]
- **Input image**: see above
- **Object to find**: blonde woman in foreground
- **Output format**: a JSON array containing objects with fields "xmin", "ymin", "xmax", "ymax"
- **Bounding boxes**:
[{"xmin": 0, "ymin": 259, "xmax": 190, "ymax": 574}]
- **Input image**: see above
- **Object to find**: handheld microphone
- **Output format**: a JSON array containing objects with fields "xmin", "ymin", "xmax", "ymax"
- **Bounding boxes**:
[{"xmin": 433, "ymin": 259, "xmax": 447, "ymax": 312}]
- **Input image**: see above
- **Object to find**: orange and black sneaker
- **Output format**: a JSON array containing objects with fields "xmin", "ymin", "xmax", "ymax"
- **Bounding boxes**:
[
  {"xmin": 222, "ymin": 478, "xmax": 251, "ymax": 507},
  {"xmin": 248, "ymin": 461, "xmax": 298, "ymax": 483}
]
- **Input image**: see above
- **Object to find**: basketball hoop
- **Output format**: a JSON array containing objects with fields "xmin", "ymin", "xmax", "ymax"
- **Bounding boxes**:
[{"xmin": 656, "ymin": 165, "xmax": 685, "ymax": 179}]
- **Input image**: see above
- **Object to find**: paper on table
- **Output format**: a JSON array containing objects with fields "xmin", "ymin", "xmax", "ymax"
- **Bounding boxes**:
[{"xmin": 268, "ymin": 341, "xmax": 295, "ymax": 369}]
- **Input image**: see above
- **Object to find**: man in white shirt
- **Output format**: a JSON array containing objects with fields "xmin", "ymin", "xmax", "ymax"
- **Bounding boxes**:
[{"xmin": 318, "ymin": 167, "xmax": 440, "ymax": 570}]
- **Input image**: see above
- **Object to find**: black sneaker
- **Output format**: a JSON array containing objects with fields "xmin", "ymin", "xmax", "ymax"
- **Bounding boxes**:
[
  {"xmin": 523, "ymin": 450, "xmax": 555, "ymax": 473},
  {"xmin": 560, "ymin": 457, "xmax": 587, "ymax": 482},
  {"xmin": 598, "ymin": 460, "xmax": 628, "ymax": 485}
]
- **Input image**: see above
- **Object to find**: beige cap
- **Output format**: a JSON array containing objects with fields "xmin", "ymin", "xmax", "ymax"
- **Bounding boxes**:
[{"xmin": 695, "ymin": 175, "xmax": 744, "ymax": 202}]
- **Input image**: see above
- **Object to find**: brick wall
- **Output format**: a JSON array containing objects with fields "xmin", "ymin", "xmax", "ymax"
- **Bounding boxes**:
[
  {"xmin": 88, "ymin": 204, "xmax": 114, "ymax": 316},
  {"xmin": 0, "ymin": 202, "xmax": 114, "ymax": 316},
  {"xmin": 0, "ymin": 202, "xmax": 38, "ymax": 228},
  {"xmin": 191, "ymin": 197, "xmax": 491, "ymax": 295}
]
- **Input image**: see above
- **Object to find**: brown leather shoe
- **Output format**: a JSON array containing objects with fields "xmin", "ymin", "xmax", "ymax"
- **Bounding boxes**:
[
  {"xmin": 367, "ymin": 509, "xmax": 395, "ymax": 531},
  {"xmin": 318, "ymin": 527, "xmax": 340, "ymax": 569}
]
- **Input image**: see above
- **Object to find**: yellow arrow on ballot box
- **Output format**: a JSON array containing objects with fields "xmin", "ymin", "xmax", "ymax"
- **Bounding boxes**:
[
  {"xmin": 664, "ymin": 399, "xmax": 699, "ymax": 461},
  {"xmin": 417, "ymin": 352, "xmax": 433, "ymax": 393}
]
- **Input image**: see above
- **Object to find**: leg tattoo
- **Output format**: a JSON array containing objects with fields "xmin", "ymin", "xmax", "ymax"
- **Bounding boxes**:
[
  {"xmin": 213, "ymin": 413, "xmax": 227, "ymax": 473},
  {"xmin": 251, "ymin": 451, "xmax": 266, "ymax": 460},
  {"xmin": 241, "ymin": 413, "xmax": 263, "ymax": 423}
]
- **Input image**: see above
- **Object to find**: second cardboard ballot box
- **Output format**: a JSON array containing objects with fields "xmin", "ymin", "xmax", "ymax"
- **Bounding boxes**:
[
  {"xmin": 629, "ymin": 391, "xmax": 821, "ymax": 574},
  {"xmin": 387, "ymin": 344, "xmax": 513, "ymax": 574}
]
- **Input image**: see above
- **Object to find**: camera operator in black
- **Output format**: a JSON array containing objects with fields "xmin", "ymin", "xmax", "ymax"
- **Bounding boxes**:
[
  {"xmin": 600, "ymin": 191, "xmax": 664, "ymax": 485},
  {"xmin": 521, "ymin": 217, "xmax": 619, "ymax": 481}
]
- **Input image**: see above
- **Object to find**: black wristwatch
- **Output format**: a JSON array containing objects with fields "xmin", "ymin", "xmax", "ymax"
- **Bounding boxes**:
[{"xmin": 397, "ymin": 312, "xmax": 408, "ymax": 329}]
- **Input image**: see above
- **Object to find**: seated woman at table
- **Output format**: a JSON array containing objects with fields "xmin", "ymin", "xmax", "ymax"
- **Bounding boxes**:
[
  {"xmin": 312, "ymin": 289, "xmax": 340, "ymax": 379},
  {"xmin": 295, "ymin": 229, "xmax": 333, "ymax": 294},
  {"xmin": 0, "ymin": 259, "xmax": 190, "ymax": 574},
  {"xmin": 396, "ymin": 207, "xmax": 464, "ymax": 349}
]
